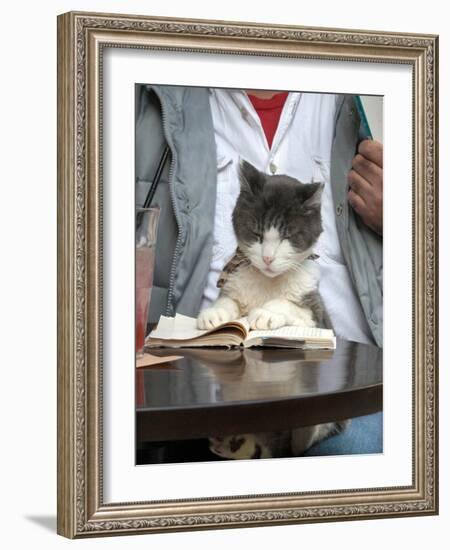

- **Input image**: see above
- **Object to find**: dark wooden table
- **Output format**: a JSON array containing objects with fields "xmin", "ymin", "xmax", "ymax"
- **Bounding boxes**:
[{"xmin": 136, "ymin": 338, "xmax": 382, "ymax": 444}]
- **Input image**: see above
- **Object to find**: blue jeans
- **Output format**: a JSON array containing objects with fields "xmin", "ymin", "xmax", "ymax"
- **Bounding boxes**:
[{"xmin": 302, "ymin": 412, "xmax": 383, "ymax": 456}]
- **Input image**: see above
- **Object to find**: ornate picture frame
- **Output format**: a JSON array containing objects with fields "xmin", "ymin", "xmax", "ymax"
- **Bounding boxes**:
[{"xmin": 57, "ymin": 11, "xmax": 438, "ymax": 538}]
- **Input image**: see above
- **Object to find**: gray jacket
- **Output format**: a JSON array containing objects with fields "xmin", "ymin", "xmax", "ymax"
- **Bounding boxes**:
[{"xmin": 135, "ymin": 85, "xmax": 383, "ymax": 347}]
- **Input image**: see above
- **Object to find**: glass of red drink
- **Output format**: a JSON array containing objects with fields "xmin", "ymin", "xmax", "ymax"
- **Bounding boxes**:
[{"xmin": 136, "ymin": 207, "xmax": 160, "ymax": 358}]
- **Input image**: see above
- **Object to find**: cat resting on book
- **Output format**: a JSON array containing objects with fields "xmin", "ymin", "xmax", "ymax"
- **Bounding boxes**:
[
  {"xmin": 194, "ymin": 161, "xmax": 345, "ymax": 460},
  {"xmin": 197, "ymin": 160, "xmax": 329, "ymax": 333}
]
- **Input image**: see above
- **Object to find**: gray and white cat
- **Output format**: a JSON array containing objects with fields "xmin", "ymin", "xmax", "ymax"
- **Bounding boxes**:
[
  {"xmin": 198, "ymin": 160, "xmax": 327, "ymax": 332},
  {"xmin": 197, "ymin": 160, "xmax": 347, "ymax": 459}
]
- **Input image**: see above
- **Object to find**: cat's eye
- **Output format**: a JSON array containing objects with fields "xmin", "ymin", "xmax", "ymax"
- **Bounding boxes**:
[{"xmin": 250, "ymin": 230, "xmax": 262, "ymax": 242}]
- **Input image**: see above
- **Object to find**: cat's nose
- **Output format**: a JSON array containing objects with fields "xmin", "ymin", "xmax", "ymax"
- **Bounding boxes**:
[{"xmin": 263, "ymin": 255, "xmax": 273, "ymax": 266}]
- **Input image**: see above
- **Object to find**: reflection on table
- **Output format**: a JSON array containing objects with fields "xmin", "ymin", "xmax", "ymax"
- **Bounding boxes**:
[{"xmin": 136, "ymin": 338, "xmax": 382, "ymax": 445}]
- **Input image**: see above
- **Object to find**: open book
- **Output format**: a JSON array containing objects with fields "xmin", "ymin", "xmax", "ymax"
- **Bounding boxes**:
[{"xmin": 145, "ymin": 314, "xmax": 336, "ymax": 350}]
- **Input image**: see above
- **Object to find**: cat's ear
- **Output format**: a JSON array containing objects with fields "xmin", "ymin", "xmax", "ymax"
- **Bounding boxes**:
[
  {"xmin": 302, "ymin": 182, "xmax": 324, "ymax": 209},
  {"xmin": 239, "ymin": 159, "xmax": 265, "ymax": 195}
]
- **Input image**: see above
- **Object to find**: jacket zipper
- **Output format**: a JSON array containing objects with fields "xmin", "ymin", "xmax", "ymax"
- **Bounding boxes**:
[{"xmin": 149, "ymin": 86, "xmax": 183, "ymax": 316}]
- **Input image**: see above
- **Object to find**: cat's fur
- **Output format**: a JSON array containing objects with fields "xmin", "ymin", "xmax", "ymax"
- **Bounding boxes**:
[
  {"xmin": 198, "ymin": 160, "xmax": 328, "ymax": 331},
  {"xmin": 197, "ymin": 160, "xmax": 347, "ymax": 459}
]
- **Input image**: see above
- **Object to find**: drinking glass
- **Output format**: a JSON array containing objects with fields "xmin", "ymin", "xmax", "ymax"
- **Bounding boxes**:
[{"xmin": 136, "ymin": 207, "xmax": 160, "ymax": 358}]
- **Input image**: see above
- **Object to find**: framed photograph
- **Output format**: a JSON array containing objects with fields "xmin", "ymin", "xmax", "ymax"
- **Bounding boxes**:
[{"xmin": 57, "ymin": 11, "xmax": 438, "ymax": 538}]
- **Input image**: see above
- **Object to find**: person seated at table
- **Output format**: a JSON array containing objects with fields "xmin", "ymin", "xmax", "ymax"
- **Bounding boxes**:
[{"xmin": 135, "ymin": 84, "xmax": 383, "ymax": 457}]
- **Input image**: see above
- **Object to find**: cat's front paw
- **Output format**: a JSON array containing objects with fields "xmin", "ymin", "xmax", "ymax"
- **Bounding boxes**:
[
  {"xmin": 197, "ymin": 307, "xmax": 232, "ymax": 330},
  {"xmin": 248, "ymin": 308, "xmax": 286, "ymax": 330}
]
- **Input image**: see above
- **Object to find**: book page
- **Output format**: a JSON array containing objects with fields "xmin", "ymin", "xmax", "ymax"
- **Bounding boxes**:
[
  {"xmin": 147, "ymin": 313, "xmax": 249, "ymax": 342},
  {"xmin": 246, "ymin": 325, "xmax": 334, "ymax": 342}
]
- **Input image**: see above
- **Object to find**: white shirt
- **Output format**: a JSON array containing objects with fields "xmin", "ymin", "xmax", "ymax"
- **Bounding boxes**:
[{"xmin": 200, "ymin": 89, "xmax": 373, "ymax": 345}]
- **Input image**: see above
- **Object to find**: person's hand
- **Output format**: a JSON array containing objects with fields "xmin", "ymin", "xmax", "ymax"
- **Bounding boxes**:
[{"xmin": 347, "ymin": 139, "xmax": 383, "ymax": 235}]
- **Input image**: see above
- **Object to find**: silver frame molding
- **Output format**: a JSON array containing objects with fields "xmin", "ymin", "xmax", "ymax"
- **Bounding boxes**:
[{"xmin": 57, "ymin": 11, "xmax": 439, "ymax": 538}]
